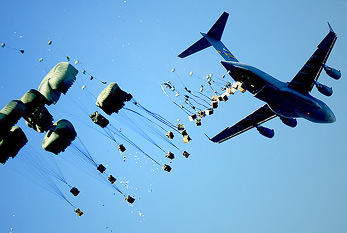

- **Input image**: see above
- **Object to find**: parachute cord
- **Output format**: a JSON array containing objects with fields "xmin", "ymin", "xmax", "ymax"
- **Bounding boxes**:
[
  {"xmin": 208, "ymin": 84, "xmax": 220, "ymax": 95},
  {"xmin": 122, "ymin": 108, "xmax": 180, "ymax": 151},
  {"xmin": 109, "ymin": 126, "xmax": 162, "ymax": 167},
  {"xmin": 112, "ymin": 184, "xmax": 124, "ymax": 196},
  {"xmin": 24, "ymin": 145, "xmax": 70, "ymax": 187},
  {"xmin": 71, "ymin": 138, "xmax": 98, "ymax": 167},
  {"xmin": 118, "ymin": 111, "xmax": 167, "ymax": 154},
  {"xmin": 83, "ymin": 88, "xmax": 98, "ymax": 100},
  {"xmin": 124, "ymin": 108, "xmax": 167, "ymax": 132},
  {"xmin": 132, "ymin": 99, "xmax": 179, "ymax": 132},
  {"xmin": 187, "ymin": 92, "xmax": 210, "ymax": 107},
  {"xmin": 198, "ymin": 92, "xmax": 212, "ymax": 101},
  {"xmin": 160, "ymin": 84, "xmax": 191, "ymax": 116},
  {"xmin": 103, "ymin": 127, "xmax": 119, "ymax": 145}
]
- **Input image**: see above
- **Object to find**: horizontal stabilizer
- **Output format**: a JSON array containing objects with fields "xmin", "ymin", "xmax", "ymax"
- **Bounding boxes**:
[{"xmin": 178, "ymin": 37, "xmax": 211, "ymax": 58}]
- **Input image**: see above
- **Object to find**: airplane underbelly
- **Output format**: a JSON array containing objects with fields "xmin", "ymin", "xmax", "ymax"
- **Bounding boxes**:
[{"xmin": 255, "ymin": 85, "xmax": 318, "ymax": 119}]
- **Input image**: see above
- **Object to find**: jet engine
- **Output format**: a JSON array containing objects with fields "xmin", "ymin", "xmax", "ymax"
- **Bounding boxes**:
[
  {"xmin": 314, "ymin": 81, "xmax": 333, "ymax": 97},
  {"xmin": 323, "ymin": 65, "xmax": 341, "ymax": 80},
  {"xmin": 280, "ymin": 117, "xmax": 297, "ymax": 128},
  {"xmin": 256, "ymin": 125, "xmax": 274, "ymax": 138}
]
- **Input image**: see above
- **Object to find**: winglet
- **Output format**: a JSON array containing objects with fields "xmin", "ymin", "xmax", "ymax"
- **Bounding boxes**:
[
  {"xmin": 328, "ymin": 22, "xmax": 334, "ymax": 33},
  {"xmin": 204, "ymin": 133, "xmax": 214, "ymax": 142}
]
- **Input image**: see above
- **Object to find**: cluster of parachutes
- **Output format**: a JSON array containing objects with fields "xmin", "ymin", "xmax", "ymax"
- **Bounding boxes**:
[
  {"xmin": 1, "ymin": 52, "xmax": 192, "ymax": 217},
  {"xmin": 162, "ymin": 69, "xmax": 245, "ymax": 127}
]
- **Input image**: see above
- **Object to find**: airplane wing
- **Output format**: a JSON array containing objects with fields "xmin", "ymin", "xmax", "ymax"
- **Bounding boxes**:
[
  {"xmin": 210, "ymin": 104, "xmax": 276, "ymax": 143},
  {"xmin": 288, "ymin": 26, "xmax": 337, "ymax": 93}
]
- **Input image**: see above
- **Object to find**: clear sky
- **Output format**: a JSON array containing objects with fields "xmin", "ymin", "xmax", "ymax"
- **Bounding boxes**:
[{"xmin": 1, "ymin": 0, "xmax": 347, "ymax": 233}]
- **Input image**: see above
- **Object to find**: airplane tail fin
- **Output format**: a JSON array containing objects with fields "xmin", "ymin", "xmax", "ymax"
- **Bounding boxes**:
[
  {"xmin": 178, "ymin": 12, "xmax": 238, "ymax": 62},
  {"xmin": 206, "ymin": 11, "xmax": 229, "ymax": 41}
]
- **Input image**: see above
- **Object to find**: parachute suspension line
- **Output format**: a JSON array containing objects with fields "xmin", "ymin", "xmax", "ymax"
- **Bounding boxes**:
[
  {"xmin": 118, "ymin": 111, "xmax": 166, "ymax": 154},
  {"xmin": 124, "ymin": 108, "xmax": 167, "ymax": 132},
  {"xmin": 160, "ymin": 84, "xmax": 193, "ymax": 116},
  {"xmin": 103, "ymin": 127, "xmax": 120, "ymax": 145},
  {"xmin": 65, "ymin": 94, "xmax": 91, "ymax": 117},
  {"xmin": 47, "ymin": 41, "xmax": 71, "ymax": 62},
  {"xmin": 24, "ymin": 145, "xmax": 71, "ymax": 188},
  {"xmin": 123, "ymin": 108, "xmax": 181, "ymax": 151},
  {"xmin": 78, "ymin": 64, "xmax": 108, "ymax": 85},
  {"xmin": 197, "ymin": 92, "xmax": 212, "ymax": 101},
  {"xmin": 186, "ymin": 92, "xmax": 210, "ymax": 107},
  {"xmin": 109, "ymin": 125, "xmax": 162, "ymax": 167},
  {"xmin": 83, "ymin": 88, "xmax": 98, "ymax": 101},
  {"xmin": 47, "ymin": 40, "xmax": 107, "ymax": 84},
  {"xmin": 71, "ymin": 137, "xmax": 98, "ymax": 167},
  {"xmin": 208, "ymin": 83, "xmax": 220, "ymax": 95},
  {"xmin": 0, "ymin": 43, "xmax": 24, "ymax": 54},
  {"xmin": 132, "ymin": 97, "xmax": 181, "ymax": 132}
]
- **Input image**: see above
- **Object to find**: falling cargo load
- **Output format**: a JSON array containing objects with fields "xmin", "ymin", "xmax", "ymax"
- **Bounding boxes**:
[
  {"xmin": 0, "ymin": 100, "xmax": 26, "ymax": 141},
  {"xmin": 0, "ymin": 126, "xmax": 28, "ymax": 164},
  {"xmin": 211, "ymin": 101, "xmax": 218, "ymax": 109},
  {"xmin": 89, "ymin": 111, "xmax": 109, "ymax": 128},
  {"xmin": 42, "ymin": 119, "xmax": 77, "ymax": 155},
  {"xmin": 197, "ymin": 110, "xmax": 205, "ymax": 118},
  {"xmin": 177, "ymin": 124, "xmax": 185, "ymax": 130},
  {"xmin": 182, "ymin": 151, "xmax": 190, "ymax": 158},
  {"xmin": 108, "ymin": 175, "xmax": 116, "ymax": 184},
  {"xmin": 166, "ymin": 151, "xmax": 174, "ymax": 160},
  {"xmin": 96, "ymin": 82, "xmax": 132, "ymax": 115},
  {"xmin": 205, "ymin": 109, "xmax": 214, "ymax": 116},
  {"xmin": 183, "ymin": 135, "xmax": 191, "ymax": 143},
  {"xmin": 181, "ymin": 129, "xmax": 188, "ymax": 136},
  {"xmin": 118, "ymin": 144, "xmax": 126, "ymax": 153},
  {"xmin": 126, "ymin": 195, "xmax": 135, "ymax": 204},
  {"xmin": 162, "ymin": 164, "xmax": 172, "ymax": 172},
  {"xmin": 70, "ymin": 187, "xmax": 80, "ymax": 196},
  {"xmin": 97, "ymin": 164, "xmax": 106, "ymax": 173},
  {"xmin": 75, "ymin": 208, "xmax": 83, "ymax": 217},
  {"xmin": 188, "ymin": 114, "xmax": 197, "ymax": 122},
  {"xmin": 166, "ymin": 131, "xmax": 174, "ymax": 140},
  {"xmin": 38, "ymin": 62, "xmax": 78, "ymax": 105},
  {"xmin": 237, "ymin": 81, "xmax": 246, "ymax": 93},
  {"xmin": 220, "ymin": 93, "xmax": 228, "ymax": 101}
]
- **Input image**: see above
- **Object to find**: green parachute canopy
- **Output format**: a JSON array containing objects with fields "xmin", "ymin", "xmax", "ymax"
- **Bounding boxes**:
[
  {"xmin": 20, "ymin": 89, "xmax": 53, "ymax": 132},
  {"xmin": 0, "ymin": 100, "xmax": 26, "ymax": 140},
  {"xmin": 96, "ymin": 82, "xmax": 132, "ymax": 115},
  {"xmin": 42, "ymin": 119, "xmax": 77, "ymax": 155},
  {"xmin": 38, "ymin": 62, "xmax": 78, "ymax": 105},
  {"xmin": 0, "ymin": 126, "xmax": 28, "ymax": 164}
]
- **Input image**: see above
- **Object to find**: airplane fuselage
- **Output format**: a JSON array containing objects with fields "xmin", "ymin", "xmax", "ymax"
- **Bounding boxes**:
[{"xmin": 221, "ymin": 61, "xmax": 336, "ymax": 123}]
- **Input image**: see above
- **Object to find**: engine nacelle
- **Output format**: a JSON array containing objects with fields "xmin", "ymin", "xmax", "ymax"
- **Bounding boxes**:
[
  {"xmin": 256, "ymin": 125, "xmax": 275, "ymax": 138},
  {"xmin": 323, "ymin": 65, "xmax": 341, "ymax": 80},
  {"xmin": 280, "ymin": 117, "xmax": 297, "ymax": 128},
  {"xmin": 316, "ymin": 82, "xmax": 333, "ymax": 97}
]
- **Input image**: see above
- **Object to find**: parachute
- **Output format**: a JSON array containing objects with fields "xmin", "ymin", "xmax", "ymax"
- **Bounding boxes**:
[
  {"xmin": 96, "ymin": 82, "xmax": 132, "ymax": 115},
  {"xmin": 42, "ymin": 119, "xmax": 77, "ymax": 155},
  {"xmin": 0, "ymin": 100, "xmax": 26, "ymax": 140},
  {"xmin": 0, "ymin": 126, "xmax": 27, "ymax": 164},
  {"xmin": 38, "ymin": 62, "xmax": 78, "ymax": 105},
  {"xmin": 20, "ymin": 89, "xmax": 53, "ymax": 133}
]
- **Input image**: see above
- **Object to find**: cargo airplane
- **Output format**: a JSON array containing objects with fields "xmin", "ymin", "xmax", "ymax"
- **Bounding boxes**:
[{"xmin": 178, "ymin": 12, "xmax": 341, "ymax": 143}]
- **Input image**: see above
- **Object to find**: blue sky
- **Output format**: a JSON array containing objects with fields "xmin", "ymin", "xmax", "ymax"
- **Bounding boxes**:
[{"xmin": 1, "ymin": 0, "xmax": 347, "ymax": 233}]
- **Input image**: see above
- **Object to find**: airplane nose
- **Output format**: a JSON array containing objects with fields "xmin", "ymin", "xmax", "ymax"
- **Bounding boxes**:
[{"xmin": 329, "ymin": 111, "xmax": 336, "ymax": 123}]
